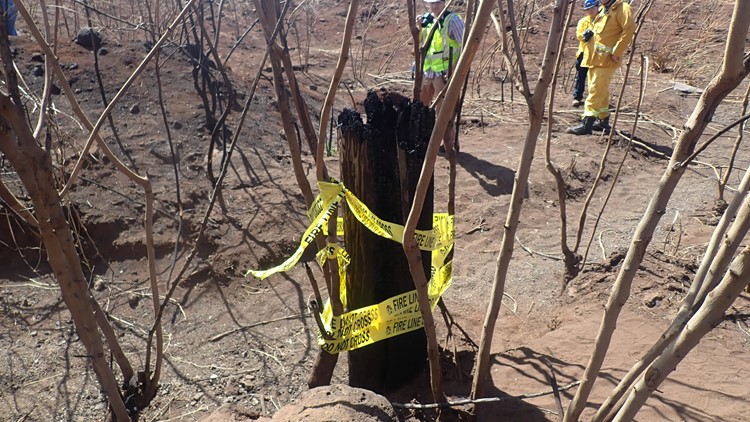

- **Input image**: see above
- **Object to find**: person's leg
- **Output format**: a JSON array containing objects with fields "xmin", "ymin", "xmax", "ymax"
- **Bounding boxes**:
[
  {"xmin": 580, "ymin": 67, "xmax": 588, "ymax": 99},
  {"xmin": 567, "ymin": 68, "xmax": 598, "ymax": 135},
  {"xmin": 430, "ymin": 75, "xmax": 457, "ymax": 152},
  {"xmin": 583, "ymin": 67, "xmax": 600, "ymax": 118},
  {"xmin": 421, "ymin": 76, "xmax": 436, "ymax": 105},
  {"xmin": 590, "ymin": 66, "xmax": 616, "ymax": 132},
  {"xmin": 588, "ymin": 66, "xmax": 616, "ymax": 119},
  {"xmin": 573, "ymin": 54, "xmax": 586, "ymax": 104}
]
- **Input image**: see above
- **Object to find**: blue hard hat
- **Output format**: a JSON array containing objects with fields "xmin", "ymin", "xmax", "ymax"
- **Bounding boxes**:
[{"xmin": 583, "ymin": 0, "xmax": 599, "ymax": 10}]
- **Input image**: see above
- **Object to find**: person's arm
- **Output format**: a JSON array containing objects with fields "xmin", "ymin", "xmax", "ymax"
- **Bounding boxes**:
[
  {"xmin": 419, "ymin": 18, "xmax": 428, "ymax": 45},
  {"xmin": 611, "ymin": 3, "xmax": 635, "ymax": 61},
  {"xmin": 447, "ymin": 14, "xmax": 464, "ymax": 44},
  {"xmin": 576, "ymin": 17, "xmax": 588, "ymax": 42}
]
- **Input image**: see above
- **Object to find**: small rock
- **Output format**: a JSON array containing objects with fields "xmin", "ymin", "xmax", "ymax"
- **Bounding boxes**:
[
  {"xmin": 130, "ymin": 103, "xmax": 140, "ymax": 114},
  {"xmin": 309, "ymin": 84, "xmax": 318, "ymax": 91},
  {"xmin": 239, "ymin": 375, "xmax": 255, "ymax": 389},
  {"xmin": 75, "ymin": 88, "xmax": 82, "ymax": 94},
  {"xmin": 30, "ymin": 52, "xmax": 44, "ymax": 63},
  {"xmin": 30, "ymin": 331, "xmax": 37, "ymax": 337},
  {"xmin": 645, "ymin": 295, "xmax": 663, "ymax": 308},
  {"xmin": 74, "ymin": 27, "xmax": 103, "ymax": 52},
  {"xmin": 127, "ymin": 293, "xmax": 141, "ymax": 309},
  {"xmin": 98, "ymin": 47, "xmax": 109, "ymax": 56},
  {"xmin": 226, "ymin": 383, "xmax": 241, "ymax": 397},
  {"xmin": 93, "ymin": 278, "xmax": 106, "ymax": 292},
  {"xmin": 67, "ymin": 63, "xmax": 79, "ymax": 70},
  {"xmin": 209, "ymin": 373, "xmax": 219, "ymax": 381},
  {"xmin": 193, "ymin": 392, "xmax": 204, "ymax": 401},
  {"xmin": 32, "ymin": 64, "xmax": 44, "ymax": 77},
  {"xmin": 172, "ymin": 121, "xmax": 183, "ymax": 130},
  {"xmin": 51, "ymin": 84, "xmax": 61, "ymax": 95}
]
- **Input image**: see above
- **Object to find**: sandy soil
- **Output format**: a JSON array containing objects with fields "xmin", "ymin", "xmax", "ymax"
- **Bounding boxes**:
[{"xmin": 1, "ymin": 1, "xmax": 749, "ymax": 421}]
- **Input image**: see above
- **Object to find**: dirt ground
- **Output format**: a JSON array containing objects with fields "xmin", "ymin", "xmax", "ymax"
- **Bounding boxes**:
[{"xmin": 1, "ymin": 1, "xmax": 750, "ymax": 421}]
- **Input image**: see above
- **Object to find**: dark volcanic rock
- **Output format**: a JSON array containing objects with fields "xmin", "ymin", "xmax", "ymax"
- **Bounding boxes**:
[{"xmin": 74, "ymin": 27, "xmax": 103, "ymax": 51}]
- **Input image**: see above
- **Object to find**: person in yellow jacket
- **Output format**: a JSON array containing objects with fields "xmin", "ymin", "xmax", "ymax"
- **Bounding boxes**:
[
  {"xmin": 418, "ymin": 0, "xmax": 464, "ymax": 152},
  {"xmin": 567, "ymin": 0, "xmax": 635, "ymax": 135},
  {"xmin": 572, "ymin": 0, "xmax": 599, "ymax": 107}
]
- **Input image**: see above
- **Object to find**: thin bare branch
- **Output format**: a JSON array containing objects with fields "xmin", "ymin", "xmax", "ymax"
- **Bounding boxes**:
[{"xmin": 403, "ymin": 0, "xmax": 496, "ymax": 404}]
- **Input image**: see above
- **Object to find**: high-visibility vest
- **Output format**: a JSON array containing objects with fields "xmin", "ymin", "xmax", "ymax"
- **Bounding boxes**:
[{"xmin": 422, "ymin": 12, "xmax": 462, "ymax": 74}]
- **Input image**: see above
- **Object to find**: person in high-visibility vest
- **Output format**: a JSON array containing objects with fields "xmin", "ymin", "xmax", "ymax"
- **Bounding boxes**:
[
  {"xmin": 567, "ymin": 0, "xmax": 635, "ymax": 135},
  {"xmin": 418, "ymin": 0, "xmax": 464, "ymax": 152},
  {"xmin": 572, "ymin": 0, "xmax": 600, "ymax": 108}
]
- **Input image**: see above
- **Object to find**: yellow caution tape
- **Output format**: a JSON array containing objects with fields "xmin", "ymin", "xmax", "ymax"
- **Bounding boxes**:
[
  {"xmin": 341, "ymin": 189, "xmax": 454, "ymax": 252},
  {"xmin": 246, "ymin": 181, "xmax": 344, "ymax": 279},
  {"xmin": 319, "ymin": 260, "xmax": 452, "ymax": 354},
  {"xmin": 331, "ymin": 213, "xmax": 454, "ymax": 254},
  {"xmin": 316, "ymin": 243, "xmax": 350, "ymax": 307},
  {"xmin": 247, "ymin": 180, "xmax": 454, "ymax": 279},
  {"xmin": 245, "ymin": 179, "xmax": 457, "ymax": 354}
]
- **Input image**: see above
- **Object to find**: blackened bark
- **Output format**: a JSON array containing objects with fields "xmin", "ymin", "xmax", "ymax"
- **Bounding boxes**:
[{"xmin": 339, "ymin": 91, "xmax": 434, "ymax": 392}]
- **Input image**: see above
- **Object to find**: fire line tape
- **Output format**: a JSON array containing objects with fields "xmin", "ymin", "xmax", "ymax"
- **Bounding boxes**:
[
  {"xmin": 246, "ymin": 181, "xmax": 345, "ymax": 280},
  {"xmin": 318, "ymin": 260, "xmax": 453, "ymax": 354},
  {"xmin": 247, "ymin": 180, "xmax": 453, "ymax": 280},
  {"xmin": 246, "ymin": 179, "xmax": 455, "ymax": 353},
  {"xmin": 315, "ymin": 243, "xmax": 350, "ymax": 306},
  {"xmin": 314, "ymin": 181, "xmax": 454, "ymax": 252}
]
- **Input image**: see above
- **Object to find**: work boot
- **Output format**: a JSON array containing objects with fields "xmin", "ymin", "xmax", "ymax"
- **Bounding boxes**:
[
  {"xmin": 593, "ymin": 117, "xmax": 611, "ymax": 134},
  {"xmin": 566, "ymin": 116, "xmax": 595, "ymax": 135}
]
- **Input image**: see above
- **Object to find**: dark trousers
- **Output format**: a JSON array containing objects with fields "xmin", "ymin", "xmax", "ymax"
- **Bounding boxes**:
[{"xmin": 573, "ymin": 53, "xmax": 588, "ymax": 101}]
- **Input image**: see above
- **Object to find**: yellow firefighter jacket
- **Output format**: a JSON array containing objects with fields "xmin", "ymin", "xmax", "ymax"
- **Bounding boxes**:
[
  {"xmin": 582, "ymin": 0, "xmax": 635, "ymax": 68},
  {"xmin": 576, "ymin": 15, "xmax": 594, "ymax": 57}
]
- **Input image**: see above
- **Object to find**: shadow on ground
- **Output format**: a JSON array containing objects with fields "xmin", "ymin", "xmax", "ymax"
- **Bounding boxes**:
[{"xmin": 456, "ymin": 152, "xmax": 519, "ymax": 198}]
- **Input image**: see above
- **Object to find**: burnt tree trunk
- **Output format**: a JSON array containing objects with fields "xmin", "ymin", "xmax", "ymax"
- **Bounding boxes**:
[{"xmin": 338, "ymin": 91, "xmax": 435, "ymax": 392}]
